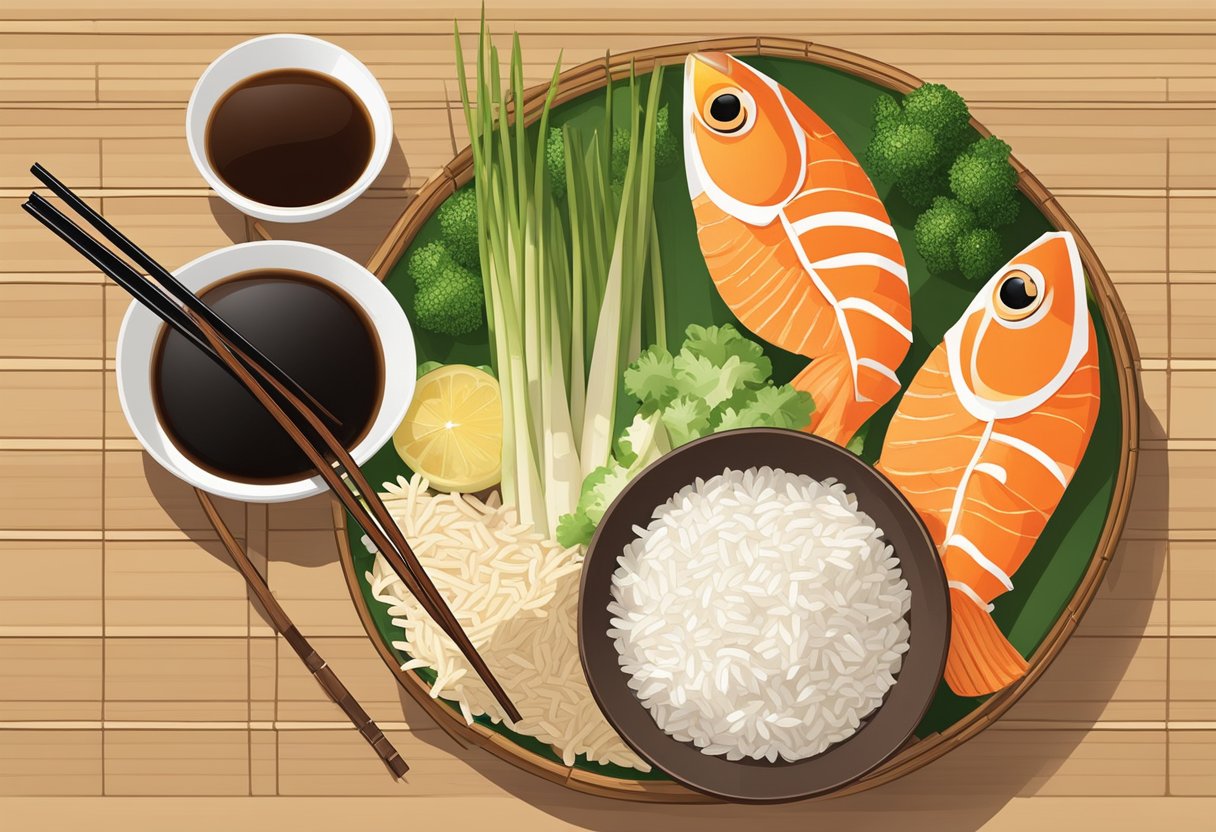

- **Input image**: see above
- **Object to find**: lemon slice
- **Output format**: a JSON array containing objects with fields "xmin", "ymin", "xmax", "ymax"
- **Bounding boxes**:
[{"xmin": 393, "ymin": 364, "xmax": 502, "ymax": 493}]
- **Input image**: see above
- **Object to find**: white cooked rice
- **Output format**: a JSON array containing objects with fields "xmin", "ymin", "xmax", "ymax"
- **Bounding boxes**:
[
  {"xmin": 365, "ymin": 473, "xmax": 649, "ymax": 771},
  {"xmin": 608, "ymin": 466, "xmax": 911, "ymax": 763}
]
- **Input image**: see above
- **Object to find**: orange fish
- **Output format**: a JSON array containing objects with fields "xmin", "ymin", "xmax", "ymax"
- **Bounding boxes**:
[
  {"xmin": 877, "ymin": 232, "xmax": 1100, "ymax": 697},
  {"xmin": 683, "ymin": 52, "xmax": 912, "ymax": 446}
]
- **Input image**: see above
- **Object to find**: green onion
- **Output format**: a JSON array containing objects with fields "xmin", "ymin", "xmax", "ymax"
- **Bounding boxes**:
[
  {"xmin": 580, "ymin": 66, "xmax": 665, "ymax": 471},
  {"xmin": 454, "ymin": 17, "xmax": 666, "ymax": 539}
]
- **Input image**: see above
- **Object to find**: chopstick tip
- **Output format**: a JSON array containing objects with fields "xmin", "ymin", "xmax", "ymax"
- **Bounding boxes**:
[{"xmin": 387, "ymin": 754, "xmax": 410, "ymax": 779}]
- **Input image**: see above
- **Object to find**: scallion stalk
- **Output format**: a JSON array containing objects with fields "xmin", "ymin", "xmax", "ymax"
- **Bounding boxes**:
[
  {"xmin": 455, "ymin": 18, "xmax": 665, "ymax": 539},
  {"xmin": 579, "ymin": 66, "xmax": 666, "ymax": 471}
]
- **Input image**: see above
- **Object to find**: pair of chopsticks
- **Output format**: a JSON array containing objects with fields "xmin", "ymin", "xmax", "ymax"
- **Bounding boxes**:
[
  {"xmin": 24, "ymin": 166, "xmax": 341, "ymax": 429},
  {"xmin": 23, "ymin": 164, "xmax": 523, "ymax": 755}
]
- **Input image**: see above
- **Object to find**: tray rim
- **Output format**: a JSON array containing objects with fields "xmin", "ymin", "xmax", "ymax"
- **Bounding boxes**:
[{"xmin": 335, "ymin": 35, "xmax": 1142, "ymax": 803}]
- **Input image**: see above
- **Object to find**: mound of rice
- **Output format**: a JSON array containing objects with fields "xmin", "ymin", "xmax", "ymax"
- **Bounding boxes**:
[
  {"xmin": 365, "ymin": 474, "xmax": 649, "ymax": 771},
  {"xmin": 608, "ymin": 466, "xmax": 911, "ymax": 763}
]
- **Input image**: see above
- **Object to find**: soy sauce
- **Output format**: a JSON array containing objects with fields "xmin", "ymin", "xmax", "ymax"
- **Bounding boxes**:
[
  {"xmin": 206, "ymin": 69, "xmax": 373, "ymax": 207},
  {"xmin": 152, "ymin": 270, "xmax": 382, "ymax": 484}
]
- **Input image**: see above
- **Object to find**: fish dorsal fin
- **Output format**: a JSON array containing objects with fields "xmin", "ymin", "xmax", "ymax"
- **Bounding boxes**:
[
  {"xmin": 944, "ymin": 232, "xmax": 1090, "ymax": 421},
  {"xmin": 684, "ymin": 60, "xmax": 806, "ymax": 227}
]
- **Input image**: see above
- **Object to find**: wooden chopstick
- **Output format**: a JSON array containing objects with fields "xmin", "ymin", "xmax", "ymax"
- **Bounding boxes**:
[
  {"xmin": 24, "ymin": 194, "xmax": 229, "ymax": 369},
  {"xmin": 28, "ymin": 195, "xmax": 411, "ymax": 778},
  {"xmin": 195, "ymin": 488, "xmax": 409, "ymax": 780},
  {"xmin": 184, "ymin": 311, "xmax": 523, "ymax": 723},
  {"xmin": 25, "ymin": 191, "xmax": 326, "ymax": 438},
  {"xmin": 23, "ymin": 170, "xmax": 523, "ymax": 724},
  {"xmin": 29, "ymin": 163, "xmax": 341, "ymax": 429}
]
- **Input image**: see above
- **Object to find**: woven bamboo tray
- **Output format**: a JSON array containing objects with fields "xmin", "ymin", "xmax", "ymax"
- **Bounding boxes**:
[{"xmin": 335, "ymin": 36, "xmax": 1142, "ymax": 803}]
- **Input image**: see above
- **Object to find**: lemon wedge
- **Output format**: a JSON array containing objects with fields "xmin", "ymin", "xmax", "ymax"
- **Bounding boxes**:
[{"xmin": 393, "ymin": 364, "xmax": 502, "ymax": 493}]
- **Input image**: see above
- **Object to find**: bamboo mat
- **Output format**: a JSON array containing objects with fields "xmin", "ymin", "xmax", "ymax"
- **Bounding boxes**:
[{"xmin": 0, "ymin": 1, "xmax": 1212, "ymax": 829}]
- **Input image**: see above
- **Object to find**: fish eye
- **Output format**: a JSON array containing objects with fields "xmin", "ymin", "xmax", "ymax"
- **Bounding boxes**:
[
  {"xmin": 993, "ymin": 269, "xmax": 1044, "ymax": 321},
  {"xmin": 703, "ymin": 89, "xmax": 747, "ymax": 134}
]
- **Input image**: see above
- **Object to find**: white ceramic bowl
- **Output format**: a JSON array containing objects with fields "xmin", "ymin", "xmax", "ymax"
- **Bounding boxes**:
[
  {"xmin": 186, "ymin": 34, "xmax": 393, "ymax": 223},
  {"xmin": 116, "ymin": 241, "xmax": 416, "ymax": 503}
]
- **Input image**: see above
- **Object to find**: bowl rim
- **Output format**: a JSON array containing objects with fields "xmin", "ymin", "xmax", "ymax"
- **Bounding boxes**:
[
  {"xmin": 185, "ymin": 33, "xmax": 394, "ymax": 223},
  {"xmin": 577, "ymin": 427, "xmax": 950, "ymax": 803},
  {"xmin": 114, "ymin": 239, "xmax": 416, "ymax": 503}
]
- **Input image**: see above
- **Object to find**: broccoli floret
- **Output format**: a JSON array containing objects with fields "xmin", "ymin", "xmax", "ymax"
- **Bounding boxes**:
[
  {"xmin": 864, "ymin": 89, "xmax": 1019, "ymax": 282},
  {"xmin": 609, "ymin": 178, "xmax": 624, "ymax": 206},
  {"xmin": 866, "ymin": 121, "xmax": 941, "ymax": 185},
  {"xmin": 914, "ymin": 197, "xmax": 977, "ymax": 273},
  {"xmin": 872, "ymin": 93, "xmax": 902, "ymax": 126},
  {"xmin": 901, "ymin": 83, "xmax": 971, "ymax": 155},
  {"xmin": 968, "ymin": 135, "xmax": 1015, "ymax": 160},
  {"xmin": 436, "ymin": 187, "xmax": 481, "ymax": 270},
  {"xmin": 653, "ymin": 103, "xmax": 679, "ymax": 173},
  {"xmin": 405, "ymin": 241, "xmax": 451, "ymax": 291},
  {"xmin": 955, "ymin": 227, "xmax": 1004, "ymax": 282},
  {"xmin": 896, "ymin": 169, "xmax": 950, "ymax": 210},
  {"xmin": 609, "ymin": 127, "xmax": 630, "ymax": 185},
  {"xmin": 866, "ymin": 82, "xmax": 976, "ymax": 210},
  {"xmin": 544, "ymin": 127, "xmax": 567, "ymax": 202},
  {"xmin": 981, "ymin": 193, "xmax": 1019, "ymax": 227},
  {"xmin": 412, "ymin": 259, "xmax": 485, "ymax": 336},
  {"xmin": 406, "ymin": 239, "xmax": 485, "ymax": 334},
  {"xmin": 607, "ymin": 104, "xmax": 679, "ymax": 186},
  {"xmin": 949, "ymin": 137, "xmax": 1019, "ymax": 227}
]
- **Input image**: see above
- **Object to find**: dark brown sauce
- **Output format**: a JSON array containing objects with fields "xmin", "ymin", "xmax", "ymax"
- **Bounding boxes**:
[
  {"xmin": 152, "ymin": 270, "xmax": 382, "ymax": 485},
  {"xmin": 206, "ymin": 69, "xmax": 373, "ymax": 207}
]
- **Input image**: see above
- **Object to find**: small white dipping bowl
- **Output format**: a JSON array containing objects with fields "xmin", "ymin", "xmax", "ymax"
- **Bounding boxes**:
[
  {"xmin": 116, "ymin": 241, "xmax": 416, "ymax": 503},
  {"xmin": 186, "ymin": 34, "xmax": 393, "ymax": 223}
]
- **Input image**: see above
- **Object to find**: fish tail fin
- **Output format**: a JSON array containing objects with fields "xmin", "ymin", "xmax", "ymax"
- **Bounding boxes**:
[
  {"xmin": 791, "ymin": 353, "xmax": 878, "ymax": 447},
  {"xmin": 944, "ymin": 588, "xmax": 1029, "ymax": 697}
]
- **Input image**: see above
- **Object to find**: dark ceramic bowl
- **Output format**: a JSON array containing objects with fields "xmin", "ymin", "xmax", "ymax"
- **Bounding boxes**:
[{"xmin": 578, "ymin": 428, "xmax": 949, "ymax": 803}]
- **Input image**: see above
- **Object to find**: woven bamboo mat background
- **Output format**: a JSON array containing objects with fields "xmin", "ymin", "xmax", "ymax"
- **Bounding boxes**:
[{"xmin": 0, "ymin": 1, "xmax": 1212, "ymax": 829}]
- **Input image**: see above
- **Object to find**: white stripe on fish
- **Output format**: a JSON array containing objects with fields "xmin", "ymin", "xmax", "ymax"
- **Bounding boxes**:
[
  {"xmin": 838, "ymin": 297, "xmax": 914, "ymax": 342},
  {"xmin": 974, "ymin": 462, "xmax": 1008, "ymax": 485},
  {"xmin": 946, "ymin": 534, "xmax": 1015, "ymax": 592},
  {"xmin": 808, "ymin": 252, "xmax": 909, "ymax": 286},
  {"xmin": 948, "ymin": 580, "xmax": 995, "ymax": 613},
  {"xmin": 990, "ymin": 431, "xmax": 1068, "ymax": 488},
  {"xmin": 788, "ymin": 211, "xmax": 898, "ymax": 240},
  {"xmin": 856, "ymin": 356, "xmax": 901, "ymax": 386}
]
